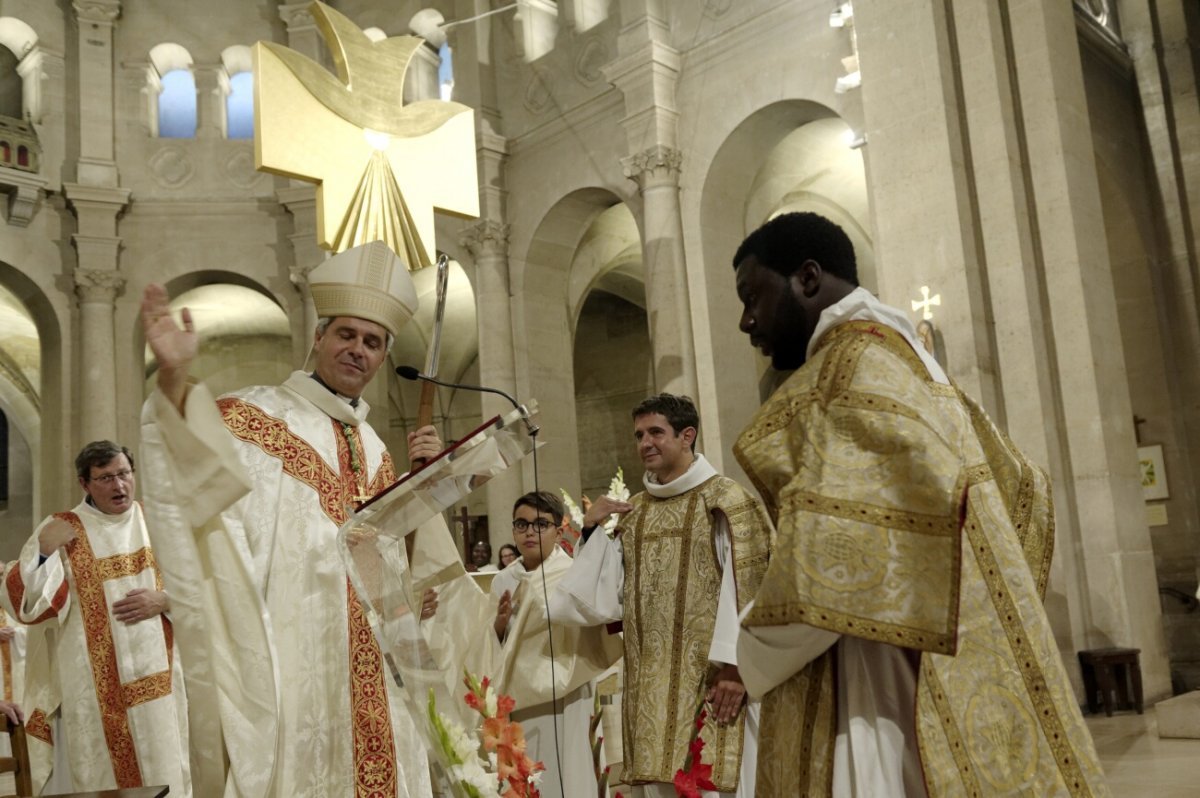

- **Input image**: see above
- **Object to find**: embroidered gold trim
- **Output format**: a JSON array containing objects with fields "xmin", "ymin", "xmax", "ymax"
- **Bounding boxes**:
[
  {"xmin": 782, "ymin": 491, "xmax": 961, "ymax": 538},
  {"xmin": 60, "ymin": 512, "xmax": 144, "ymax": 789},
  {"xmin": 5, "ymin": 558, "xmax": 69, "ymax": 624},
  {"xmin": 94, "ymin": 547, "xmax": 158, "ymax": 582},
  {"xmin": 921, "ymin": 656, "xmax": 984, "ymax": 796},
  {"xmin": 963, "ymin": 509, "xmax": 1092, "ymax": 795},
  {"xmin": 123, "ymin": 670, "xmax": 173, "ymax": 708}
]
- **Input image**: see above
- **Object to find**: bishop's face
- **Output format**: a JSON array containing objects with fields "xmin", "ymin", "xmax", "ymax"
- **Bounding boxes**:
[
  {"xmin": 735, "ymin": 255, "xmax": 812, "ymax": 371},
  {"xmin": 312, "ymin": 316, "xmax": 389, "ymax": 398}
]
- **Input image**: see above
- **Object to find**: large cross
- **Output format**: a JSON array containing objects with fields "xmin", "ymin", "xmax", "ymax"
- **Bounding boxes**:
[
  {"xmin": 254, "ymin": 1, "xmax": 479, "ymax": 267},
  {"xmin": 911, "ymin": 285, "xmax": 942, "ymax": 320}
]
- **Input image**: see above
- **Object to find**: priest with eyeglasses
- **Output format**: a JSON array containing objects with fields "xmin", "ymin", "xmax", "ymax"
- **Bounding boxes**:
[{"xmin": 2, "ymin": 440, "xmax": 191, "ymax": 796}]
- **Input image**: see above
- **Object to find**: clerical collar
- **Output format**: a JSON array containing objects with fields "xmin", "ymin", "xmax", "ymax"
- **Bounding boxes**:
[
  {"xmin": 283, "ymin": 370, "xmax": 370, "ymax": 426},
  {"xmin": 643, "ymin": 454, "xmax": 718, "ymax": 499},
  {"xmin": 310, "ymin": 372, "xmax": 360, "ymax": 407}
]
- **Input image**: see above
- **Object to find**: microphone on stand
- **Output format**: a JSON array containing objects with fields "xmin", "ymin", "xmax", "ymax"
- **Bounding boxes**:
[{"xmin": 394, "ymin": 366, "xmax": 539, "ymax": 435}]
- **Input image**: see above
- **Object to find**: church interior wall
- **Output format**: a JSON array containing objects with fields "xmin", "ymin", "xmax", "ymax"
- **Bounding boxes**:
[
  {"xmin": 673, "ymin": 0, "xmax": 863, "ymax": 479},
  {"xmin": 1080, "ymin": 40, "xmax": 1200, "ymax": 690},
  {"xmin": 0, "ymin": 404, "xmax": 32, "ymax": 559}
]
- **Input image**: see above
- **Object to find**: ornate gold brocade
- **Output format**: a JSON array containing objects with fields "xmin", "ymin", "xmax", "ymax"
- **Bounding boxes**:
[
  {"xmin": 735, "ymin": 321, "xmax": 1107, "ymax": 797},
  {"xmin": 5, "ymin": 559, "xmax": 69, "ymax": 625},
  {"xmin": 618, "ymin": 476, "xmax": 772, "ymax": 790},
  {"xmin": 218, "ymin": 397, "xmax": 399, "ymax": 798}
]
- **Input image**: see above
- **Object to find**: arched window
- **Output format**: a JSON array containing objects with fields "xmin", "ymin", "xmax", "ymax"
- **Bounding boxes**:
[
  {"xmin": 148, "ymin": 43, "xmax": 196, "ymax": 138},
  {"xmin": 225, "ymin": 71, "xmax": 253, "ymax": 139},
  {"xmin": 0, "ymin": 407, "xmax": 8, "ymax": 504},
  {"xmin": 0, "ymin": 45, "xmax": 20, "ymax": 118},
  {"xmin": 0, "ymin": 141, "xmax": 9, "ymax": 163},
  {"xmin": 158, "ymin": 69, "xmax": 197, "ymax": 138},
  {"xmin": 438, "ymin": 42, "xmax": 454, "ymax": 101},
  {"xmin": 220, "ymin": 45, "xmax": 254, "ymax": 140},
  {"xmin": 16, "ymin": 144, "xmax": 26, "ymax": 166}
]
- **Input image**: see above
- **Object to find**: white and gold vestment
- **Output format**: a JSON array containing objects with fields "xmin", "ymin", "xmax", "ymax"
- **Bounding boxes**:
[
  {"xmin": 3, "ymin": 500, "xmax": 190, "ymax": 796},
  {"xmin": 142, "ymin": 371, "xmax": 473, "ymax": 798},
  {"xmin": 473, "ymin": 546, "xmax": 622, "ymax": 797}
]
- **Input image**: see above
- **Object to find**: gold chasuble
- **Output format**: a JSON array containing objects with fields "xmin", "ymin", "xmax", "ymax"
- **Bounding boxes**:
[
  {"xmin": 619, "ymin": 476, "xmax": 771, "ymax": 791},
  {"xmin": 734, "ymin": 321, "xmax": 1107, "ymax": 797}
]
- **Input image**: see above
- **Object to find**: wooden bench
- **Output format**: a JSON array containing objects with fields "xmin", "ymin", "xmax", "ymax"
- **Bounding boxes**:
[{"xmin": 1078, "ymin": 647, "xmax": 1143, "ymax": 717}]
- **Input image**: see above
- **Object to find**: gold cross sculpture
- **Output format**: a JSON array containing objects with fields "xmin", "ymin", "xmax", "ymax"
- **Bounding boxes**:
[{"xmin": 254, "ymin": 1, "xmax": 479, "ymax": 267}]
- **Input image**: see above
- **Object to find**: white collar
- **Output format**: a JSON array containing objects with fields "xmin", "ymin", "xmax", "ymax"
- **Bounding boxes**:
[
  {"xmin": 807, "ymin": 287, "xmax": 949, "ymax": 384},
  {"xmin": 643, "ymin": 453, "xmax": 718, "ymax": 499},
  {"xmin": 283, "ymin": 370, "xmax": 371, "ymax": 426}
]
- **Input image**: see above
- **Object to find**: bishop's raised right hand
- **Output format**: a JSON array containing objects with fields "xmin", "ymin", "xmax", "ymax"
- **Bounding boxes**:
[{"xmin": 141, "ymin": 283, "xmax": 197, "ymax": 412}]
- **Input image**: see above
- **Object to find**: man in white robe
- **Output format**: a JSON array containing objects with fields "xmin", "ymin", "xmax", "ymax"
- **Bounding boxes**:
[
  {"xmin": 473, "ymin": 491, "xmax": 622, "ymax": 798},
  {"xmin": 139, "ymin": 241, "xmax": 475, "ymax": 798},
  {"xmin": 550, "ymin": 395, "xmax": 773, "ymax": 798},
  {"xmin": 2, "ymin": 440, "xmax": 190, "ymax": 796}
]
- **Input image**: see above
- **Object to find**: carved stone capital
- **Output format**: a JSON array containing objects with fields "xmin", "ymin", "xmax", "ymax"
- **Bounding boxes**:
[
  {"xmin": 622, "ymin": 145, "xmax": 682, "ymax": 188},
  {"xmin": 279, "ymin": 2, "xmax": 316, "ymax": 31},
  {"xmin": 74, "ymin": 267, "xmax": 126, "ymax": 303},
  {"xmin": 72, "ymin": 0, "xmax": 121, "ymax": 24},
  {"xmin": 459, "ymin": 219, "xmax": 510, "ymax": 260},
  {"xmin": 0, "ymin": 166, "xmax": 48, "ymax": 227}
]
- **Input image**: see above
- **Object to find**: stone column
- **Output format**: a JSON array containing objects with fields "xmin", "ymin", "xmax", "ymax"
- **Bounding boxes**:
[
  {"xmin": 461, "ymin": 218, "xmax": 521, "ymax": 544},
  {"xmin": 604, "ymin": 5, "xmax": 698, "ymax": 398},
  {"xmin": 279, "ymin": 3, "xmax": 323, "ymax": 62},
  {"xmin": 64, "ymin": 180, "xmax": 130, "ymax": 445},
  {"xmin": 73, "ymin": 267, "xmax": 125, "ymax": 443},
  {"xmin": 621, "ymin": 145, "xmax": 697, "ymax": 396},
  {"xmin": 277, "ymin": 185, "xmax": 324, "ymax": 359},
  {"xmin": 853, "ymin": 0, "xmax": 1171, "ymax": 698},
  {"xmin": 72, "ymin": 0, "xmax": 121, "ymax": 187}
]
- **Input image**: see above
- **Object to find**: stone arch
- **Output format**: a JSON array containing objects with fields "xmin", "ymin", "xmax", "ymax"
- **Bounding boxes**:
[
  {"xmin": 147, "ymin": 43, "xmax": 196, "ymax": 138},
  {"xmin": 0, "ymin": 18, "xmax": 38, "ymax": 60},
  {"xmin": 696, "ymin": 99, "xmax": 873, "ymax": 471},
  {"xmin": 0, "ymin": 259, "xmax": 65, "ymax": 527},
  {"xmin": 520, "ymin": 187, "xmax": 645, "ymax": 498}
]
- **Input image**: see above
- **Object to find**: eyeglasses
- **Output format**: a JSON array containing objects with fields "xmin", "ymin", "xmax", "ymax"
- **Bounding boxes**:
[
  {"xmin": 91, "ymin": 469, "xmax": 135, "ymax": 485},
  {"xmin": 512, "ymin": 518, "xmax": 555, "ymax": 534}
]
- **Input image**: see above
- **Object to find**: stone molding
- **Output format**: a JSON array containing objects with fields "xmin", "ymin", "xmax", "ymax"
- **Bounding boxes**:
[
  {"xmin": 72, "ymin": 0, "xmax": 121, "ymax": 24},
  {"xmin": 0, "ymin": 165, "xmax": 48, "ymax": 227},
  {"xmin": 459, "ymin": 219, "xmax": 510, "ymax": 259},
  {"xmin": 74, "ymin": 266, "xmax": 126, "ymax": 302},
  {"xmin": 621, "ymin": 145, "xmax": 682, "ymax": 188},
  {"xmin": 278, "ymin": 3, "xmax": 316, "ymax": 31}
]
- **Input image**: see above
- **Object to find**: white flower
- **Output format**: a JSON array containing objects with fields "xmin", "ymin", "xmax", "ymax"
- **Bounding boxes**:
[
  {"xmin": 484, "ymin": 687, "xmax": 498, "ymax": 717},
  {"xmin": 447, "ymin": 722, "xmax": 477, "ymax": 763},
  {"xmin": 560, "ymin": 490, "xmax": 585, "ymax": 530},
  {"xmin": 603, "ymin": 467, "xmax": 630, "ymax": 534},
  {"xmin": 455, "ymin": 757, "xmax": 502, "ymax": 798}
]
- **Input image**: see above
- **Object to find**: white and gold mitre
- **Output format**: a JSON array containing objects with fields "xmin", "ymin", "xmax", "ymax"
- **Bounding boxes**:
[{"xmin": 308, "ymin": 240, "xmax": 418, "ymax": 337}]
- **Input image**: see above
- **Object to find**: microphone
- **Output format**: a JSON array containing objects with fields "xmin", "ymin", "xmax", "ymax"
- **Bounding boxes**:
[{"xmin": 395, "ymin": 366, "xmax": 539, "ymax": 434}]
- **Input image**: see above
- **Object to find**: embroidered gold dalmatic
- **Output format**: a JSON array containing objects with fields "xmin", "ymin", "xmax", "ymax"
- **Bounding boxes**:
[
  {"xmin": 1, "ymin": 501, "xmax": 191, "ymax": 796},
  {"xmin": 734, "ymin": 321, "xmax": 1107, "ymax": 797},
  {"xmin": 619, "ymin": 476, "xmax": 771, "ymax": 791}
]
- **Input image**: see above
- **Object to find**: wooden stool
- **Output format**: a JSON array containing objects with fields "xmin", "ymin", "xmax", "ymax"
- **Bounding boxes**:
[{"xmin": 1078, "ymin": 647, "xmax": 1143, "ymax": 717}]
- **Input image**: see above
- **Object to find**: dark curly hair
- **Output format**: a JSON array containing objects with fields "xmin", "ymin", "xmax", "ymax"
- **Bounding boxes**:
[{"xmin": 733, "ymin": 211, "xmax": 858, "ymax": 285}]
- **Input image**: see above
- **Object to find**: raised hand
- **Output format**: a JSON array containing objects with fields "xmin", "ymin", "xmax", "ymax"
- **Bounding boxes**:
[
  {"xmin": 493, "ymin": 589, "xmax": 515, "ymax": 640},
  {"xmin": 582, "ymin": 495, "xmax": 634, "ymax": 530},
  {"xmin": 141, "ymin": 283, "xmax": 197, "ymax": 411},
  {"xmin": 37, "ymin": 518, "xmax": 76, "ymax": 557}
]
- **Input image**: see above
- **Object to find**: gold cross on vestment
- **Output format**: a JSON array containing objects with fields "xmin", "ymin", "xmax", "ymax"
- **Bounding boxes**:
[
  {"xmin": 254, "ymin": 1, "xmax": 479, "ymax": 266},
  {"xmin": 911, "ymin": 285, "xmax": 942, "ymax": 320}
]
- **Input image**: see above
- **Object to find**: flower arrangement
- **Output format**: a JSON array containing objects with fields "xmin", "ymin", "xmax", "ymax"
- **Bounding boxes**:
[
  {"xmin": 560, "ymin": 467, "xmax": 631, "ymax": 555},
  {"xmin": 428, "ymin": 671, "xmax": 544, "ymax": 798},
  {"xmin": 673, "ymin": 703, "xmax": 716, "ymax": 798}
]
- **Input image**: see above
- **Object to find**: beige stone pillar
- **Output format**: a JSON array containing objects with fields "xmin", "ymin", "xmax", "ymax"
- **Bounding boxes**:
[
  {"xmin": 277, "ymin": 185, "xmax": 324, "ymax": 360},
  {"xmin": 604, "ymin": 4, "xmax": 698, "ymax": 397},
  {"xmin": 72, "ymin": 0, "xmax": 121, "ymax": 187},
  {"xmin": 279, "ymin": 3, "xmax": 323, "ymax": 63},
  {"xmin": 621, "ymin": 145, "xmax": 697, "ymax": 396},
  {"xmin": 461, "ymin": 217, "xmax": 522, "ymax": 546},
  {"xmin": 64, "ymin": 183, "xmax": 130, "ymax": 446},
  {"xmin": 853, "ymin": 0, "xmax": 1171, "ymax": 698},
  {"xmin": 73, "ymin": 267, "xmax": 125, "ymax": 443}
]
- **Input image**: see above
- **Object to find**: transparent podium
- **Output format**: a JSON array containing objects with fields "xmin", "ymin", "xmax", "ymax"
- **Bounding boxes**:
[{"xmin": 337, "ymin": 402, "xmax": 539, "ymax": 792}]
